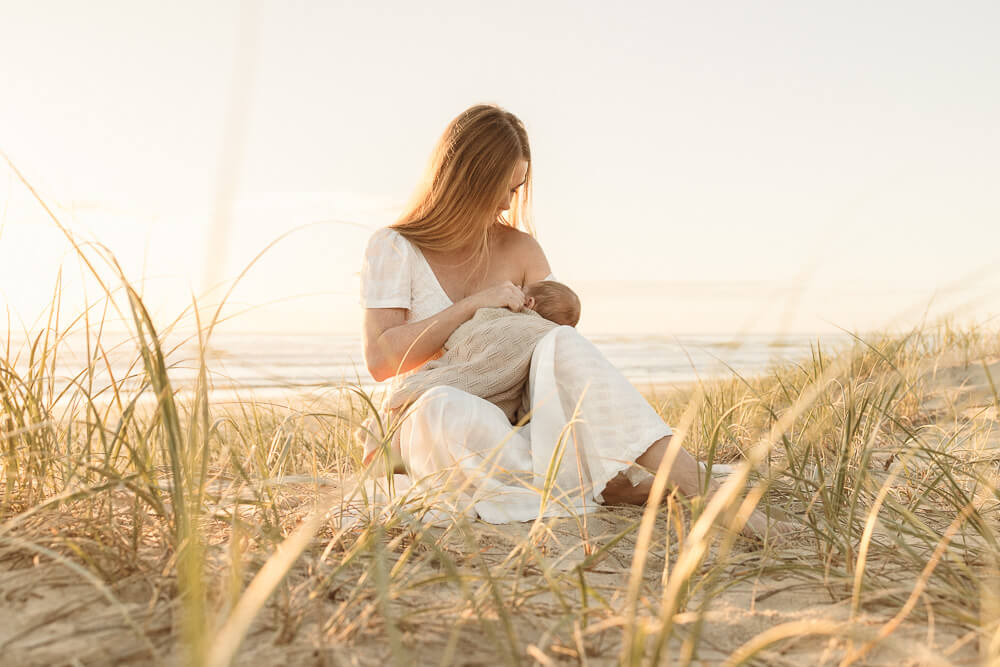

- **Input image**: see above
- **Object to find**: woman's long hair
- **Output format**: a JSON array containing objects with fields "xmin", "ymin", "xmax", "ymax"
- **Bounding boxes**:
[{"xmin": 391, "ymin": 104, "xmax": 533, "ymax": 269}]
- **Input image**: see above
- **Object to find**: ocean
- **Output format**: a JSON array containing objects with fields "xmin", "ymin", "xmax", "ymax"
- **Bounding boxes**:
[
  {"xmin": 6, "ymin": 275, "xmax": 992, "ymax": 401},
  {"xmin": 5, "ymin": 329, "xmax": 854, "ymax": 400},
  {"xmin": 148, "ymin": 331, "xmax": 848, "ymax": 393}
]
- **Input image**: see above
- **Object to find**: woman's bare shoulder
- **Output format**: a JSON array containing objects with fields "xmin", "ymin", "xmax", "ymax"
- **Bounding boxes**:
[
  {"xmin": 494, "ymin": 225, "xmax": 539, "ymax": 252},
  {"xmin": 494, "ymin": 225, "xmax": 550, "ymax": 282}
]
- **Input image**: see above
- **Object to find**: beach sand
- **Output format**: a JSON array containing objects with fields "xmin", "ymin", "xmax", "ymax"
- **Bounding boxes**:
[{"xmin": 1, "ymin": 354, "xmax": 998, "ymax": 665}]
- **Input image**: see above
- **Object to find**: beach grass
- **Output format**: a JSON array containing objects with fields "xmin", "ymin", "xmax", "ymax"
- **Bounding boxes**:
[{"xmin": 2, "ymin": 178, "xmax": 999, "ymax": 664}]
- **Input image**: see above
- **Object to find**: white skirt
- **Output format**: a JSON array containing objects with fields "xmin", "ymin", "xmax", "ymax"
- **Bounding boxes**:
[{"xmin": 385, "ymin": 326, "xmax": 672, "ymax": 524}]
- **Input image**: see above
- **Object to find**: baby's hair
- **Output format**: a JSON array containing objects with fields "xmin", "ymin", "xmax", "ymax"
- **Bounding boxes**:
[{"xmin": 524, "ymin": 281, "xmax": 581, "ymax": 327}]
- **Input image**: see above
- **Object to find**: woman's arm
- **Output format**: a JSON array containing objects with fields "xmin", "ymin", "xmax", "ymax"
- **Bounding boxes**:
[{"xmin": 363, "ymin": 281, "xmax": 527, "ymax": 381}]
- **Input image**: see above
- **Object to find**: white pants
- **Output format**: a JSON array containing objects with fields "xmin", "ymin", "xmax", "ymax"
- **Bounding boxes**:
[{"xmin": 394, "ymin": 327, "xmax": 673, "ymax": 523}]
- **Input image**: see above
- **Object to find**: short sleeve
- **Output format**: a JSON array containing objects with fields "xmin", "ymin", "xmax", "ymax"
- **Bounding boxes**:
[{"xmin": 360, "ymin": 228, "xmax": 412, "ymax": 309}]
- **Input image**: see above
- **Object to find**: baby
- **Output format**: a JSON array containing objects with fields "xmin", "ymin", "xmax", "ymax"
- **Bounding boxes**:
[
  {"xmin": 523, "ymin": 280, "xmax": 581, "ymax": 326},
  {"xmin": 360, "ymin": 280, "xmax": 581, "ymax": 467}
]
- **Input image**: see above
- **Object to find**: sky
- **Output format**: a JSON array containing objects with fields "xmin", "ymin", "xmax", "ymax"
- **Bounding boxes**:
[{"xmin": 1, "ymin": 1, "xmax": 998, "ymax": 336}]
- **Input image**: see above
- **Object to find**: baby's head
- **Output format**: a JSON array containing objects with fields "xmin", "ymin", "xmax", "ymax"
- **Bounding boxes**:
[{"xmin": 524, "ymin": 280, "xmax": 581, "ymax": 327}]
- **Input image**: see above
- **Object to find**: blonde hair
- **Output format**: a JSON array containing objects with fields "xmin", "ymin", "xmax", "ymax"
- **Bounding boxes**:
[
  {"xmin": 391, "ymin": 104, "xmax": 533, "ymax": 268},
  {"xmin": 525, "ymin": 281, "xmax": 581, "ymax": 327}
]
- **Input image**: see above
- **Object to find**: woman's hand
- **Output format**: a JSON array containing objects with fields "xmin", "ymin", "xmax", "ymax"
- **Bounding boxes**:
[
  {"xmin": 466, "ymin": 281, "xmax": 526, "ymax": 312},
  {"xmin": 364, "ymin": 281, "xmax": 525, "ymax": 381}
]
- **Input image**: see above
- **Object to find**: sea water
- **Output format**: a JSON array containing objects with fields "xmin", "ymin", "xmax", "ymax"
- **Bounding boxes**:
[
  {"xmin": 4, "ymin": 330, "xmax": 852, "ymax": 401},
  {"xmin": 52, "ymin": 332, "xmax": 847, "ymax": 389}
]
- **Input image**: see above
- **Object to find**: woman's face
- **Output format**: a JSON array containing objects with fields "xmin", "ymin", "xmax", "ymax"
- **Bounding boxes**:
[{"xmin": 497, "ymin": 159, "xmax": 529, "ymax": 215}]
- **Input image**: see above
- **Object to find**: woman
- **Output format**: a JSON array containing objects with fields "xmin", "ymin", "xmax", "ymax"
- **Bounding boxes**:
[{"xmin": 361, "ymin": 104, "xmax": 777, "ymax": 533}]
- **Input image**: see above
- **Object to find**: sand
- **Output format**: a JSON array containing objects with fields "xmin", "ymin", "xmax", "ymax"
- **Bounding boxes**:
[{"xmin": 1, "ymin": 356, "xmax": 998, "ymax": 665}]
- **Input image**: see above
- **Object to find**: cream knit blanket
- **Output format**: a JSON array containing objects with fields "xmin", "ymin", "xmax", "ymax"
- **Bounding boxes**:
[{"xmin": 387, "ymin": 307, "xmax": 557, "ymax": 422}]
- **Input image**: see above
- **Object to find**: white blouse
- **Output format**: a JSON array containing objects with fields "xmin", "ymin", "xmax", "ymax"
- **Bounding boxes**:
[
  {"xmin": 360, "ymin": 227, "xmax": 554, "ymax": 322},
  {"xmin": 360, "ymin": 228, "xmax": 451, "ymax": 322}
]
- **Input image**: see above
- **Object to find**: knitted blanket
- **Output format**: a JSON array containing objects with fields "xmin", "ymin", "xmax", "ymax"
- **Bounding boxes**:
[{"xmin": 387, "ymin": 307, "xmax": 557, "ymax": 422}]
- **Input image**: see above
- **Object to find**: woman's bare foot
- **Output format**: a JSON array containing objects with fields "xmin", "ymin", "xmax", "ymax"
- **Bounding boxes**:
[{"xmin": 606, "ymin": 436, "xmax": 796, "ymax": 543}]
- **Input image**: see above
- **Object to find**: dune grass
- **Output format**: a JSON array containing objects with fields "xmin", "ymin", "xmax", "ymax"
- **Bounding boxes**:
[{"xmin": 1, "ymin": 176, "xmax": 999, "ymax": 664}]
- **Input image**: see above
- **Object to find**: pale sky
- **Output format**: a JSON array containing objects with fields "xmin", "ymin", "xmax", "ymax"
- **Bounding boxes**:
[{"xmin": 1, "ymin": 1, "xmax": 998, "ymax": 335}]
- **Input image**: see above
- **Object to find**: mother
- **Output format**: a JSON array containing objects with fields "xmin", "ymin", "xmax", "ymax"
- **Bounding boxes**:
[{"xmin": 361, "ymin": 104, "xmax": 774, "ymax": 533}]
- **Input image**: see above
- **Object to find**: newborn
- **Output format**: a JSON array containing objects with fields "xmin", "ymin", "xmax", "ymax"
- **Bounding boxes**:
[
  {"xmin": 360, "ymin": 281, "xmax": 582, "ymax": 465},
  {"xmin": 523, "ymin": 280, "xmax": 581, "ymax": 326},
  {"xmin": 392, "ymin": 279, "xmax": 582, "ymax": 417}
]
